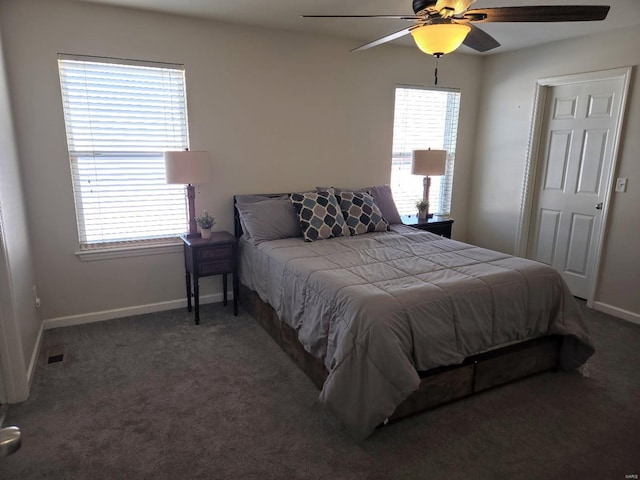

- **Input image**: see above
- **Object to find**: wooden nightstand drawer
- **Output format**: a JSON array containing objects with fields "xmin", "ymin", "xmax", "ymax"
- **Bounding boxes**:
[
  {"xmin": 198, "ymin": 244, "xmax": 233, "ymax": 261},
  {"xmin": 423, "ymin": 224, "xmax": 451, "ymax": 237},
  {"xmin": 400, "ymin": 215, "xmax": 454, "ymax": 238},
  {"xmin": 199, "ymin": 259, "xmax": 233, "ymax": 275}
]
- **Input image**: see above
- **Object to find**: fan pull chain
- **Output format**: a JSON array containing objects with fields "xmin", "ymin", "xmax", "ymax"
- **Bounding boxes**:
[
  {"xmin": 434, "ymin": 56, "xmax": 439, "ymax": 86},
  {"xmin": 433, "ymin": 54, "xmax": 441, "ymax": 85}
]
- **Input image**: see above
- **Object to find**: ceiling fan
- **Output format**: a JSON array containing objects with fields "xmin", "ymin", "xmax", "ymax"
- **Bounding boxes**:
[{"xmin": 302, "ymin": 1, "xmax": 610, "ymax": 56}]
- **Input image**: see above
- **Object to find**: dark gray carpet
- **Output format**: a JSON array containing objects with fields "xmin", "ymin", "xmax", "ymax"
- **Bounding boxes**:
[{"xmin": 1, "ymin": 301, "xmax": 639, "ymax": 479}]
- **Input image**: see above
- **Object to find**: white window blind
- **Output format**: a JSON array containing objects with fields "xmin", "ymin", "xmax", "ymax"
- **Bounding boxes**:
[
  {"xmin": 390, "ymin": 86, "xmax": 461, "ymax": 216},
  {"xmin": 57, "ymin": 55, "xmax": 189, "ymax": 248}
]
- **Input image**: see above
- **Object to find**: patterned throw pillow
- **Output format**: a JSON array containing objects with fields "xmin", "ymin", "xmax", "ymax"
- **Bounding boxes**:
[
  {"xmin": 290, "ymin": 191, "xmax": 350, "ymax": 242},
  {"xmin": 316, "ymin": 185, "xmax": 402, "ymax": 224},
  {"xmin": 363, "ymin": 185, "xmax": 403, "ymax": 225},
  {"xmin": 337, "ymin": 191, "xmax": 389, "ymax": 235}
]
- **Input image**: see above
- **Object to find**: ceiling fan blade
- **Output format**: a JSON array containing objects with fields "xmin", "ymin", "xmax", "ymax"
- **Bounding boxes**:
[
  {"xmin": 350, "ymin": 26, "xmax": 416, "ymax": 52},
  {"xmin": 462, "ymin": 24, "xmax": 500, "ymax": 52},
  {"xmin": 301, "ymin": 15, "xmax": 421, "ymax": 20},
  {"xmin": 464, "ymin": 5, "xmax": 610, "ymax": 23}
]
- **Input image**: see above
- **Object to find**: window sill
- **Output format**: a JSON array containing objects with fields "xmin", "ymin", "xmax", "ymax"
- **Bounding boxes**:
[{"xmin": 75, "ymin": 240, "xmax": 182, "ymax": 262}]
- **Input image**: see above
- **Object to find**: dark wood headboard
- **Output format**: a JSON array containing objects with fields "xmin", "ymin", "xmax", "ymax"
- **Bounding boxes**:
[{"xmin": 233, "ymin": 193, "xmax": 291, "ymax": 239}]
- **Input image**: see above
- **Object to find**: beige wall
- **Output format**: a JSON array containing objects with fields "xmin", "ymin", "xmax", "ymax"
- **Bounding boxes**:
[
  {"xmin": 0, "ymin": 0, "xmax": 483, "ymax": 320},
  {"xmin": 0, "ymin": 25, "xmax": 41, "ymax": 401},
  {"xmin": 469, "ymin": 25, "xmax": 640, "ymax": 318}
]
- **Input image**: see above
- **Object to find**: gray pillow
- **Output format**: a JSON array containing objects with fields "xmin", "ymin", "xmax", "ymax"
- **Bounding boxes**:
[
  {"xmin": 235, "ymin": 194, "xmax": 288, "ymax": 204},
  {"xmin": 364, "ymin": 185, "xmax": 403, "ymax": 224},
  {"xmin": 235, "ymin": 195, "xmax": 289, "ymax": 239},
  {"xmin": 235, "ymin": 197, "xmax": 302, "ymax": 245}
]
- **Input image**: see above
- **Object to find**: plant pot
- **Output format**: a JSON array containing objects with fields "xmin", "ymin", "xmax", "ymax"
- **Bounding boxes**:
[{"xmin": 200, "ymin": 227, "xmax": 212, "ymax": 239}]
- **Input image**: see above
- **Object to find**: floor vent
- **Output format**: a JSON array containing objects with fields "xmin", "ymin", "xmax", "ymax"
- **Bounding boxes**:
[{"xmin": 46, "ymin": 346, "xmax": 67, "ymax": 365}]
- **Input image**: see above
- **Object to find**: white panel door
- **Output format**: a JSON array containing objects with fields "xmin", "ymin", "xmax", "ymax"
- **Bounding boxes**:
[{"xmin": 527, "ymin": 77, "xmax": 625, "ymax": 298}]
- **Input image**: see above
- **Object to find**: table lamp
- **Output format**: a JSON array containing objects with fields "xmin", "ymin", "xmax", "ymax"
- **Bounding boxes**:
[
  {"xmin": 411, "ymin": 149, "xmax": 447, "ymax": 218},
  {"xmin": 164, "ymin": 150, "xmax": 211, "ymax": 237}
]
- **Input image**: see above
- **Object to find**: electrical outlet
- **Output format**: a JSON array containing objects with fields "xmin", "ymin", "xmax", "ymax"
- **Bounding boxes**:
[{"xmin": 615, "ymin": 178, "xmax": 628, "ymax": 193}]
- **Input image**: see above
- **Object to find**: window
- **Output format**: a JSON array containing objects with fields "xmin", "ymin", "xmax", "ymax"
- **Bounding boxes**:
[
  {"xmin": 390, "ymin": 86, "xmax": 461, "ymax": 216},
  {"xmin": 57, "ymin": 55, "xmax": 189, "ymax": 249}
]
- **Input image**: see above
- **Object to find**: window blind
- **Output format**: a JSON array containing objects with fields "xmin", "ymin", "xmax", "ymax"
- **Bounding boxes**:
[
  {"xmin": 390, "ymin": 86, "xmax": 461, "ymax": 216},
  {"xmin": 57, "ymin": 55, "xmax": 189, "ymax": 247}
]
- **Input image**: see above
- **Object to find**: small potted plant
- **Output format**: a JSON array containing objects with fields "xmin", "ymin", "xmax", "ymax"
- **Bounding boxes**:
[
  {"xmin": 416, "ymin": 199, "xmax": 429, "ymax": 220},
  {"xmin": 195, "ymin": 210, "xmax": 216, "ymax": 239}
]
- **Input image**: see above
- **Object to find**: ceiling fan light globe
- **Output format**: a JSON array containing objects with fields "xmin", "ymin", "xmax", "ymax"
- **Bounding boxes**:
[{"xmin": 411, "ymin": 23, "xmax": 471, "ymax": 55}]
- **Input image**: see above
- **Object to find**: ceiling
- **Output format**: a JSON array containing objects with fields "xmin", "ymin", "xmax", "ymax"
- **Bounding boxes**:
[{"xmin": 72, "ymin": 0, "xmax": 640, "ymax": 55}]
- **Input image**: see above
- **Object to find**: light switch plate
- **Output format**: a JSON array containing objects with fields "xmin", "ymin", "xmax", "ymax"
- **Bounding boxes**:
[{"xmin": 615, "ymin": 178, "xmax": 628, "ymax": 193}]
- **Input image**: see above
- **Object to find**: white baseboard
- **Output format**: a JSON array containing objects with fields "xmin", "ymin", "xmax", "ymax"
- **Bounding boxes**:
[
  {"xmin": 27, "ymin": 321, "xmax": 44, "ymax": 387},
  {"xmin": 591, "ymin": 301, "xmax": 640, "ymax": 326},
  {"xmin": 43, "ymin": 292, "xmax": 230, "ymax": 330}
]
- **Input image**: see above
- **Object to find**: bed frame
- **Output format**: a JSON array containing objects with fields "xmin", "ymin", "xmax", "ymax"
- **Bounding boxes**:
[{"xmin": 233, "ymin": 195, "xmax": 561, "ymax": 424}]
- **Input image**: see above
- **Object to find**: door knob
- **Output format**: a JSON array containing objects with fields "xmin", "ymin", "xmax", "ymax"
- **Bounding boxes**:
[
  {"xmin": 595, "ymin": 202, "xmax": 603, "ymax": 210},
  {"xmin": 0, "ymin": 426, "xmax": 21, "ymax": 457}
]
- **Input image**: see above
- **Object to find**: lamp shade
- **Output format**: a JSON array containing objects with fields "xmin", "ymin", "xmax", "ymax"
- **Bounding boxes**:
[
  {"xmin": 410, "ymin": 24, "xmax": 471, "ymax": 56},
  {"xmin": 164, "ymin": 150, "xmax": 211, "ymax": 185},
  {"xmin": 412, "ymin": 150, "xmax": 447, "ymax": 176}
]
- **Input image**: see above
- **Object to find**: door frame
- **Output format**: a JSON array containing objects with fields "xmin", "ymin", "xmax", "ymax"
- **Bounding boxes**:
[
  {"xmin": 0, "ymin": 209, "xmax": 30, "ymax": 404},
  {"xmin": 0, "ymin": 309, "xmax": 8, "ymax": 405},
  {"xmin": 515, "ymin": 66, "xmax": 632, "ymax": 308}
]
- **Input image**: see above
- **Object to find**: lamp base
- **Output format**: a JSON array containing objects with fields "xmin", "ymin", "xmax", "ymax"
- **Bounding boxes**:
[{"xmin": 187, "ymin": 184, "xmax": 199, "ymax": 237}]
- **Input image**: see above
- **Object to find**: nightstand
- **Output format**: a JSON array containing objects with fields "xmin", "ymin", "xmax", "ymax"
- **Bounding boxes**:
[
  {"xmin": 400, "ymin": 214, "xmax": 454, "ymax": 238},
  {"xmin": 181, "ymin": 232, "xmax": 238, "ymax": 325}
]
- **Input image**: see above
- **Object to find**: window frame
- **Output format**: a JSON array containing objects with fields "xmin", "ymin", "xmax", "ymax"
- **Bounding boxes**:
[
  {"xmin": 390, "ymin": 84, "xmax": 461, "ymax": 217},
  {"xmin": 57, "ymin": 54, "xmax": 190, "ymax": 259}
]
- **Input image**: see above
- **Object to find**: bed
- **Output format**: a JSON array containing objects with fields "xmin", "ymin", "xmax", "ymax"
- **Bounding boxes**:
[{"xmin": 233, "ymin": 190, "xmax": 594, "ymax": 440}]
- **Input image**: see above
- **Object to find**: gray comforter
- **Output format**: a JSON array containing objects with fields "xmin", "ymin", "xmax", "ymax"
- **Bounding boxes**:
[{"xmin": 239, "ymin": 225, "xmax": 594, "ymax": 439}]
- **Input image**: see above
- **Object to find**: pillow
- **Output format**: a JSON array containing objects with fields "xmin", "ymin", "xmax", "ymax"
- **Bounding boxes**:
[
  {"xmin": 316, "ymin": 186, "xmax": 351, "ymax": 195},
  {"xmin": 363, "ymin": 185, "xmax": 403, "ymax": 225},
  {"xmin": 290, "ymin": 191, "xmax": 350, "ymax": 242},
  {"xmin": 235, "ymin": 194, "xmax": 288, "ymax": 204},
  {"xmin": 317, "ymin": 185, "xmax": 403, "ymax": 224},
  {"xmin": 235, "ymin": 194, "xmax": 289, "ymax": 239},
  {"xmin": 337, "ymin": 191, "xmax": 389, "ymax": 235},
  {"xmin": 235, "ymin": 197, "xmax": 302, "ymax": 245}
]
